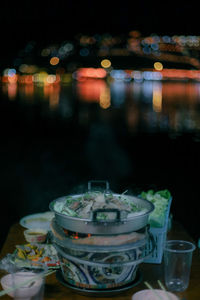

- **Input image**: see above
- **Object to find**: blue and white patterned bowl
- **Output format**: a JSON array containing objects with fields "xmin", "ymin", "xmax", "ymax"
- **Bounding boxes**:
[{"xmin": 55, "ymin": 243, "xmax": 145, "ymax": 289}]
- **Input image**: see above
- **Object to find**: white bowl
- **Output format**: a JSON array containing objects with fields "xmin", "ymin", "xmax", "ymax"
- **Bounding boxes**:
[
  {"xmin": 132, "ymin": 289, "xmax": 179, "ymax": 300},
  {"xmin": 1, "ymin": 271, "xmax": 44, "ymax": 299}
]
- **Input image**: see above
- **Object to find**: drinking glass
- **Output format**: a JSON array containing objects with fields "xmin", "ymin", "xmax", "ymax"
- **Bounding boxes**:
[{"xmin": 164, "ymin": 240, "xmax": 196, "ymax": 292}]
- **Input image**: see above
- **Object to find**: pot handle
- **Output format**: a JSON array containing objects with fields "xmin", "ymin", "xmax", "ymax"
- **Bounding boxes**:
[
  {"xmin": 88, "ymin": 180, "xmax": 110, "ymax": 192},
  {"xmin": 91, "ymin": 208, "xmax": 122, "ymax": 223}
]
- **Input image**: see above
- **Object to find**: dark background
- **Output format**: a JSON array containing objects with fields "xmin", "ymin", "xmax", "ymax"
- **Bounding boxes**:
[
  {"xmin": 1, "ymin": 1, "xmax": 199, "ymax": 54},
  {"xmin": 0, "ymin": 1, "xmax": 200, "ymax": 249}
]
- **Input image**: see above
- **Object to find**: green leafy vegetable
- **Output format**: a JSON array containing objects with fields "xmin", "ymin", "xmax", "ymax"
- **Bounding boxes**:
[{"xmin": 140, "ymin": 189, "xmax": 171, "ymax": 228}]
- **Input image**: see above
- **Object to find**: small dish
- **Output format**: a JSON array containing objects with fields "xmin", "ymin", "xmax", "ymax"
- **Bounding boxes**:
[{"xmin": 24, "ymin": 229, "xmax": 47, "ymax": 243}]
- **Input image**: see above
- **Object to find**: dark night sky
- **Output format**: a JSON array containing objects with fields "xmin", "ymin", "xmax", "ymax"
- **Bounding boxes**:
[{"xmin": 0, "ymin": 1, "xmax": 199, "ymax": 56}]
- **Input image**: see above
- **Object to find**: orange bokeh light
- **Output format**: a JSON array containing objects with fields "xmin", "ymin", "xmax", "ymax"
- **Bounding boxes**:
[
  {"xmin": 75, "ymin": 68, "xmax": 107, "ymax": 80},
  {"xmin": 50, "ymin": 56, "xmax": 60, "ymax": 66}
]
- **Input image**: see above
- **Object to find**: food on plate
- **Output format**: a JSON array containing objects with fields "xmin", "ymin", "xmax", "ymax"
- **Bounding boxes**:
[
  {"xmin": 16, "ymin": 244, "xmax": 46, "ymax": 262},
  {"xmin": 54, "ymin": 191, "xmax": 148, "ymax": 220},
  {"xmin": 139, "ymin": 189, "xmax": 171, "ymax": 227},
  {"xmin": 15, "ymin": 243, "xmax": 59, "ymax": 267}
]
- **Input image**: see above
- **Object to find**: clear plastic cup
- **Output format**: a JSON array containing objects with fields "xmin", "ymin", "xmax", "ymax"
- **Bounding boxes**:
[{"xmin": 164, "ymin": 240, "xmax": 196, "ymax": 292}]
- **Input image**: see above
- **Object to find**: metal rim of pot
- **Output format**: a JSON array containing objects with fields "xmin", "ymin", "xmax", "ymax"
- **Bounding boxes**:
[{"xmin": 49, "ymin": 181, "xmax": 155, "ymax": 235}]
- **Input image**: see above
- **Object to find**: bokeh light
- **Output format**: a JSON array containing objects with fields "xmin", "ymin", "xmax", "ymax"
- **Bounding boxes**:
[
  {"xmin": 50, "ymin": 57, "xmax": 60, "ymax": 66},
  {"xmin": 101, "ymin": 59, "xmax": 111, "ymax": 68},
  {"xmin": 154, "ymin": 62, "xmax": 163, "ymax": 71}
]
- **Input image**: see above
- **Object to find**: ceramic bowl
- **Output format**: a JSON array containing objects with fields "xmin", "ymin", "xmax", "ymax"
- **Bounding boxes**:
[
  {"xmin": 24, "ymin": 228, "xmax": 47, "ymax": 243},
  {"xmin": 55, "ymin": 242, "xmax": 143, "ymax": 290},
  {"xmin": 0, "ymin": 271, "xmax": 44, "ymax": 299},
  {"xmin": 132, "ymin": 289, "xmax": 179, "ymax": 300}
]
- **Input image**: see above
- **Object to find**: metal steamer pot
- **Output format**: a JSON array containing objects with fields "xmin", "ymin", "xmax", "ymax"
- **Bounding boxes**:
[
  {"xmin": 49, "ymin": 182, "xmax": 155, "ymax": 293},
  {"xmin": 49, "ymin": 181, "xmax": 154, "ymax": 235}
]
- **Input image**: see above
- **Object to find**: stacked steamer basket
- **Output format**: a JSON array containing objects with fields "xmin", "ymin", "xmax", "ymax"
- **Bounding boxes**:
[{"xmin": 49, "ymin": 181, "xmax": 155, "ymax": 296}]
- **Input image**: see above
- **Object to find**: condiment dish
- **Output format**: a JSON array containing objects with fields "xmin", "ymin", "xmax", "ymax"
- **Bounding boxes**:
[{"xmin": 24, "ymin": 229, "xmax": 47, "ymax": 243}]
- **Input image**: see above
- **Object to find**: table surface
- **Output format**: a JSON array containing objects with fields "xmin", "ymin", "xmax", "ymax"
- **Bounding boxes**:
[{"xmin": 0, "ymin": 221, "xmax": 199, "ymax": 300}]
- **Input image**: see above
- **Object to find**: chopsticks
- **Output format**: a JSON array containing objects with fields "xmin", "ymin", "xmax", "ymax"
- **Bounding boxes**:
[
  {"xmin": 144, "ymin": 281, "xmax": 164, "ymax": 300},
  {"xmin": 144, "ymin": 280, "xmax": 173, "ymax": 300},
  {"xmin": 0, "ymin": 269, "xmax": 56, "ymax": 297},
  {"xmin": 157, "ymin": 280, "xmax": 173, "ymax": 300}
]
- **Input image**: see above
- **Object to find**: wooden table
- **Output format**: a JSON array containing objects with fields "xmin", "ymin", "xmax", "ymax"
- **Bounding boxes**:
[{"xmin": 0, "ymin": 221, "xmax": 199, "ymax": 300}]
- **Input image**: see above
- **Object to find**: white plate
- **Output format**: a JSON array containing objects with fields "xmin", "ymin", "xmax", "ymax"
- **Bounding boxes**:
[{"xmin": 20, "ymin": 211, "xmax": 54, "ymax": 230}]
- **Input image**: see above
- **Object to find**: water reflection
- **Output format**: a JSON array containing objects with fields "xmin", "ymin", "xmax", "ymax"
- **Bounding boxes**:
[
  {"xmin": 152, "ymin": 82, "xmax": 162, "ymax": 112},
  {"xmin": 76, "ymin": 78, "xmax": 111, "ymax": 109},
  {"xmin": 44, "ymin": 84, "xmax": 60, "ymax": 110},
  {"xmin": 7, "ymin": 82, "xmax": 17, "ymax": 100},
  {"xmin": 2, "ymin": 79, "xmax": 200, "ymax": 133},
  {"xmin": 1, "ymin": 77, "xmax": 200, "ymax": 246},
  {"xmin": 110, "ymin": 81, "xmax": 126, "ymax": 107}
]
